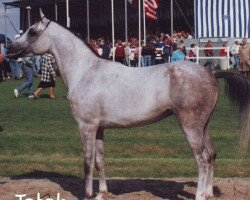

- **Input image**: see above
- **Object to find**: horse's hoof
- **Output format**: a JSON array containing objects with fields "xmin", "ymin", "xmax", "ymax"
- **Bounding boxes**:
[
  {"xmin": 94, "ymin": 192, "xmax": 109, "ymax": 200},
  {"xmin": 206, "ymin": 193, "xmax": 214, "ymax": 199},
  {"xmin": 94, "ymin": 194, "xmax": 104, "ymax": 200},
  {"xmin": 195, "ymin": 191, "xmax": 206, "ymax": 200}
]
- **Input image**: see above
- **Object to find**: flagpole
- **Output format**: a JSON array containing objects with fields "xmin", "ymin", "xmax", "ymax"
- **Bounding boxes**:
[
  {"xmin": 87, "ymin": 0, "xmax": 90, "ymax": 43},
  {"xmin": 138, "ymin": 0, "xmax": 141, "ymax": 67},
  {"xmin": 194, "ymin": 0, "xmax": 197, "ymax": 39},
  {"xmin": 55, "ymin": 3, "xmax": 58, "ymax": 21},
  {"xmin": 4, "ymin": 5, "xmax": 7, "ymax": 46},
  {"xmin": 125, "ymin": 0, "xmax": 128, "ymax": 42},
  {"xmin": 111, "ymin": 0, "xmax": 115, "ymax": 61},
  {"xmin": 143, "ymin": 0, "xmax": 146, "ymax": 45},
  {"xmin": 171, "ymin": 0, "xmax": 173, "ymax": 37},
  {"xmin": 66, "ymin": 0, "xmax": 70, "ymax": 27}
]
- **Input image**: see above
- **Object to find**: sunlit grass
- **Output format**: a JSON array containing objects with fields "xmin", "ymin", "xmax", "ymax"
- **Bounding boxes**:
[{"xmin": 0, "ymin": 78, "xmax": 249, "ymax": 178}]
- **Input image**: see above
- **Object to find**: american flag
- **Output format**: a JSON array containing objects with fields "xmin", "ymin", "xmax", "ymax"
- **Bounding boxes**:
[
  {"xmin": 128, "ymin": 0, "xmax": 159, "ymax": 21},
  {"xmin": 144, "ymin": 0, "xmax": 159, "ymax": 21}
]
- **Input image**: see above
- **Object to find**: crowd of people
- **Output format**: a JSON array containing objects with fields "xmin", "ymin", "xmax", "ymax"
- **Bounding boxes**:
[
  {"xmin": 89, "ymin": 34, "xmax": 250, "ymax": 77},
  {"xmin": 89, "ymin": 33, "xmax": 196, "ymax": 67}
]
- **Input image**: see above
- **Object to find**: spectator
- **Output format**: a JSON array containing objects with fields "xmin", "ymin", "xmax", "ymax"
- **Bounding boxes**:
[
  {"xmin": 163, "ymin": 39, "xmax": 172, "ymax": 63},
  {"xmin": 14, "ymin": 57, "xmax": 36, "ymax": 98},
  {"xmin": 172, "ymin": 38, "xmax": 178, "ymax": 52},
  {"xmin": 33, "ymin": 53, "xmax": 57, "ymax": 99},
  {"xmin": 220, "ymin": 42, "xmax": 228, "ymax": 57},
  {"xmin": 141, "ymin": 41, "xmax": 156, "ymax": 67},
  {"xmin": 0, "ymin": 53, "xmax": 4, "ymax": 82},
  {"xmin": 99, "ymin": 39, "xmax": 111, "ymax": 60},
  {"xmin": 189, "ymin": 44, "xmax": 197, "ymax": 63},
  {"xmin": 115, "ymin": 40, "xmax": 125, "ymax": 64},
  {"xmin": 204, "ymin": 40, "xmax": 214, "ymax": 69},
  {"xmin": 179, "ymin": 40, "xmax": 187, "ymax": 56},
  {"xmin": 239, "ymin": 38, "xmax": 250, "ymax": 76},
  {"xmin": 0, "ymin": 43, "xmax": 11, "ymax": 79},
  {"xmin": 220, "ymin": 42, "xmax": 229, "ymax": 70},
  {"xmin": 171, "ymin": 43, "xmax": 186, "ymax": 62},
  {"xmin": 230, "ymin": 40, "xmax": 240, "ymax": 69}
]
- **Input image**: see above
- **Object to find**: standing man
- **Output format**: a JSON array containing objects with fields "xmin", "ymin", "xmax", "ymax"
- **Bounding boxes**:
[
  {"xmin": 204, "ymin": 40, "xmax": 214, "ymax": 69},
  {"xmin": 33, "ymin": 53, "xmax": 57, "ymax": 99},
  {"xmin": 239, "ymin": 38, "xmax": 250, "ymax": 77},
  {"xmin": 230, "ymin": 40, "xmax": 240, "ymax": 69}
]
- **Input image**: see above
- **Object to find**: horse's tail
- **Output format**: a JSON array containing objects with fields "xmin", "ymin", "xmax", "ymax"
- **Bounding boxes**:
[{"xmin": 214, "ymin": 71, "xmax": 250, "ymax": 154}]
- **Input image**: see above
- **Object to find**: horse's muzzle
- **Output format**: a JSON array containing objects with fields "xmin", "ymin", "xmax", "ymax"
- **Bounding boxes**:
[{"xmin": 5, "ymin": 44, "xmax": 23, "ymax": 59}]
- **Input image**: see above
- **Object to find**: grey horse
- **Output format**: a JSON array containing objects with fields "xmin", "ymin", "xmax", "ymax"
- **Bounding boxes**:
[{"xmin": 7, "ymin": 10, "xmax": 250, "ymax": 200}]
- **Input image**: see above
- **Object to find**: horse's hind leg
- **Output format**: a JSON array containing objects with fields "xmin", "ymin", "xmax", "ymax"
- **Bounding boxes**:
[
  {"xmin": 178, "ymin": 114, "xmax": 214, "ymax": 200},
  {"xmin": 95, "ymin": 128, "xmax": 108, "ymax": 199},
  {"xmin": 203, "ymin": 121, "xmax": 216, "ymax": 198}
]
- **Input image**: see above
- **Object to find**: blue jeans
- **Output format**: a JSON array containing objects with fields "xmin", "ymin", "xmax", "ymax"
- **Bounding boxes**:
[
  {"xmin": 17, "ymin": 66, "xmax": 34, "ymax": 96},
  {"xmin": 143, "ymin": 55, "xmax": 151, "ymax": 67},
  {"xmin": 9, "ymin": 60, "xmax": 22, "ymax": 79},
  {"xmin": 233, "ymin": 54, "xmax": 240, "ymax": 68}
]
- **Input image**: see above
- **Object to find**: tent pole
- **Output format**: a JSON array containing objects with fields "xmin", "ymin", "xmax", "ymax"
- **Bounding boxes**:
[
  {"xmin": 55, "ymin": 3, "xmax": 58, "ymax": 22},
  {"xmin": 111, "ymin": 0, "xmax": 115, "ymax": 61},
  {"xmin": 66, "ymin": 0, "xmax": 70, "ymax": 27},
  {"xmin": 87, "ymin": 0, "xmax": 90, "ymax": 42},
  {"xmin": 138, "ymin": 0, "xmax": 141, "ymax": 67},
  {"xmin": 143, "ymin": 0, "xmax": 146, "ymax": 45},
  {"xmin": 194, "ymin": 0, "xmax": 196, "ymax": 39},
  {"xmin": 125, "ymin": 0, "xmax": 128, "ymax": 42},
  {"xmin": 4, "ymin": 5, "xmax": 7, "ymax": 46},
  {"xmin": 27, "ymin": 6, "xmax": 31, "ymax": 28},
  {"xmin": 171, "ymin": 0, "xmax": 173, "ymax": 37}
]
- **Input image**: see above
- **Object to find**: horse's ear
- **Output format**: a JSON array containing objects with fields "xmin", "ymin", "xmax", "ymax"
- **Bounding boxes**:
[
  {"xmin": 39, "ymin": 8, "xmax": 48, "ymax": 23},
  {"xmin": 39, "ymin": 8, "xmax": 45, "ymax": 19}
]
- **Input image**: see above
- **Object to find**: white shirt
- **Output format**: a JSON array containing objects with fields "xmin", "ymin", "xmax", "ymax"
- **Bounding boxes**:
[{"xmin": 230, "ymin": 44, "xmax": 240, "ymax": 55}]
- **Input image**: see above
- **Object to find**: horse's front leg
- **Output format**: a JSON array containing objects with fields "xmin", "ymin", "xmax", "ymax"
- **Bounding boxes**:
[
  {"xmin": 95, "ymin": 128, "xmax": 108, "ymax": 200},
  {"xmin": 80, "ymin": 123, "xmax": 98, "ymax": 200}
]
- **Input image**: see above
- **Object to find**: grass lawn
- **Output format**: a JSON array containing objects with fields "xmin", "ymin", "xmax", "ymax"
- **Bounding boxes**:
[{"xmin": 0, "ymin": 78, "xmax": 249, "ymax": 178}]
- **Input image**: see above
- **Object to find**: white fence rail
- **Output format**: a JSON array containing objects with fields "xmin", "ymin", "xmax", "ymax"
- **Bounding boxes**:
[{"xmin": 111, "ymin": 46, "xmax": 231, "ymax": 69}]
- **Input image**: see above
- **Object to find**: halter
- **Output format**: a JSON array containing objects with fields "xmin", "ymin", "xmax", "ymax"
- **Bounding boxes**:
[{"xmin": 7, "ymin": 19, "xmax": 51, "ymax": 57}]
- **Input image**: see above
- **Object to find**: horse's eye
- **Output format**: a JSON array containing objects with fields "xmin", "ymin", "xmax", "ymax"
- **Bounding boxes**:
[{"xmin": 28, "ymin": 29, "xmax": 37, "ymax": 37}]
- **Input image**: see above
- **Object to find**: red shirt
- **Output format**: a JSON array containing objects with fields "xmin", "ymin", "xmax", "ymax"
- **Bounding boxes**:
[
  {"xmin": 220, "ymin": 48, "xmax": 227, "ymax": 57},
  {"xmin": 204, "ymin": 44, "xmax": 213, "ymax": 57}
]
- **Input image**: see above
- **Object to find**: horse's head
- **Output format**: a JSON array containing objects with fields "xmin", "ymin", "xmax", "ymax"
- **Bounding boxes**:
[{"xmin": 7, "ymin": 9, "xmax": 52, "ymax": 58}]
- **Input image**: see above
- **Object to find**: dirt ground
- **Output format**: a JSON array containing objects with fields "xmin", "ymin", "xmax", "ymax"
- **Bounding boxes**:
[{"xmin": 0, "ymin": 176, "xmax": 249, "ymax": 200}]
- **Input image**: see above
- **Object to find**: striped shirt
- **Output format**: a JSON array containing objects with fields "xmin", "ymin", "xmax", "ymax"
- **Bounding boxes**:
[{"xmin": 40, "ymin": 53, "xmax": 56, "ymax": 82}]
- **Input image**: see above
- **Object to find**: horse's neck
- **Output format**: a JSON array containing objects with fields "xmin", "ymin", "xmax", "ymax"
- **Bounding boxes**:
[{"xmin": 50, "ymin": 24, "xmax": 98, "ymax": 90}]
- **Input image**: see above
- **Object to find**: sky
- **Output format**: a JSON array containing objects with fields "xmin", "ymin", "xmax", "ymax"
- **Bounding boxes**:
[{"xmin": 0, "ymin": 0, "xmax": 20, "ymax": 41}]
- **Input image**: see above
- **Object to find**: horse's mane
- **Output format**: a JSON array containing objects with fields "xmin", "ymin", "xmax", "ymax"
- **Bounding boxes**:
[{"xmin": 62, "ymin": 25, "xmax": 103, "ymax": 58}]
